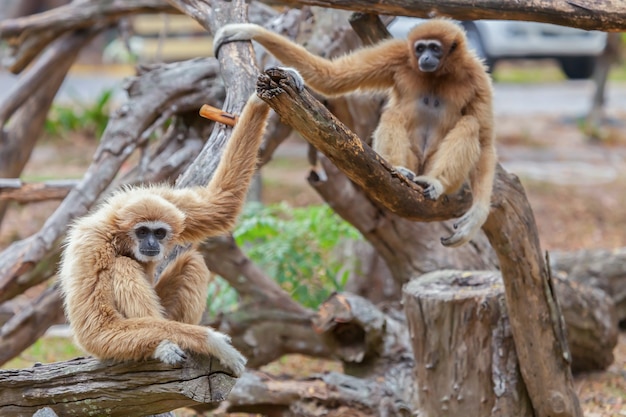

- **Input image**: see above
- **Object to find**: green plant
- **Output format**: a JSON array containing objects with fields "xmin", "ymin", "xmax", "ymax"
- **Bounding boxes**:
[
  {"xmin": 45, "ymin": 89, "xmax": 113, "ymax": 139},
  {"xmin": 225, "ymin": 202, "xmax": 362, "ymax": 309}
]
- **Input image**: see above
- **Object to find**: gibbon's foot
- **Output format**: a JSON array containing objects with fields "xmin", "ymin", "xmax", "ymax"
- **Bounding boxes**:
[
  {"xmin": 213, "ymin": 23, "xmax": 258, "ymax": 57},
  {"xmin": 207, "ymin": 328, "xmax": 247, "ymax": 377},
  {"xmin": 396, "ymin": 166, "xmax": 418, "ymax": 182},
  {"xmin": 413, "ymin": 176, "xmax": 444, "ymax": 200},
  {"xmin": 441, "ymin": 203, "xmax": 489, "ymax": 247},
  {"xmin": 257, "ymin": 67, "xmax": 305, "ymax": 100},
  {"xmin": 154, "ymin": 340, "xmax": 187, "ymax": 365}
]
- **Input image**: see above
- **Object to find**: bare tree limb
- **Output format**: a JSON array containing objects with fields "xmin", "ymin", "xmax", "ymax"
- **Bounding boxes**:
[
  {"xmin": 270, "ymin": 0, "xmax": 626, "ymax": 31},
  {"xmin": 0, "ymin": 353, "xmax": 236, "ymax": 417},
  {"xmin": 0, "ymin": 179, "xmax": 77, "ymax": 203},
  {"xmin": 0, "ymin": 286, "xmax": 65, "ymax": 366}
]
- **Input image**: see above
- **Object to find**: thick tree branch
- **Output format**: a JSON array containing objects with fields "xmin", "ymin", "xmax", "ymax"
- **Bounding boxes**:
[
  {"xmin": 272, "ymin": 0, "xmax": 626, "ymax": 31},
  {"xmin": 257, "ymin": 68, "xmax": 473, "ymax": 221},
  {"xmin": 0, "ymin": 354, "xmax": 236, "ymax": 416},
  {"xmin": 0, "ymin": 179, "xmax": 77, "ymax": 203}
]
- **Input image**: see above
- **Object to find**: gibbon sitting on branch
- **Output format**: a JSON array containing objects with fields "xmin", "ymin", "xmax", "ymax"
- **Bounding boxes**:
[
  {"xmin": 58, "ymin": 73, "xmax": 303, "ymax": 374},
  {"xmin": 214, "ymin": 18, "xmax": 496, "ymax": 247}
]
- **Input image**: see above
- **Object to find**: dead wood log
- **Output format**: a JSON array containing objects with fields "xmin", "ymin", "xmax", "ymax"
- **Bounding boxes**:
[
  {"xmin": 223, "ymin": 370, "xmax": 397, "ymax": 416},
  {"xmin": 550, "ymin": 247, "xmax": 626, "ymax": 324},
  {"xmin": 0, "ymin": 353, "xmax": 236, "ymax": 417},
  {"xmin": 404, "ymin": 270, "xmax": 533, "ymax": 416},
  {"xmin": 0, "ymin": 286, "xmax": 64, "ymax": 365},
  {"xmin": 269, "ymin": 0, "xmax": 626, "ymax": 32},
  {"xmin": 256, "ymin": 67, "xmax": 582, "ymax": 417},
  {"xmin": 554, "ymin": 278, "xmax": 618, "ymax": 372}
]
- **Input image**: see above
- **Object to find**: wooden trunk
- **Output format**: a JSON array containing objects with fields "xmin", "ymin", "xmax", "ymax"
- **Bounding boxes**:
[{"xmin": 404, "ymin": 270, "xmax": 533, "ymax": 417}]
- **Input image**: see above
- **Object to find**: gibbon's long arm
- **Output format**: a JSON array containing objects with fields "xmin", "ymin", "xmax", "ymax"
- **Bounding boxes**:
[
  {"xmin": 155, "ymin": 94, "xmax": 271, "ymax": 243},
  {"xmin": 213, "ymin": 23, "xmax": 403, "ymax": 95},
  {"xmin": 422, "ymin": 115, "xmax": 481, "ymax": 194},
  {"xmin": 111, "ymin": 256, "xmax": 166, "ymax": 319},
  {"xmin": 440, "ymin": 83, "xmax": 496, "ymax": 247}
]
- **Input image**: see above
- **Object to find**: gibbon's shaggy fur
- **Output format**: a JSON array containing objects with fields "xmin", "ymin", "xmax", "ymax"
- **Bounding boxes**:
[
  {"xmin": 214, "ymin": 19, "xmax": 496, "ymax": 247},
  {"xmin": 58, "ymin": 91, "xmax": 282, "ymax": 376}
]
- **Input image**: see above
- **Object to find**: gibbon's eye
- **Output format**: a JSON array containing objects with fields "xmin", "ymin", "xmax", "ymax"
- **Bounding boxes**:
[
  {"xmin": 135, "ymin": 226, "xmax": 150, "ymax": 238},
  {"xmin": 415, "ymin": 43, "xmax": 426, "ymax": 54},
  {"xmin": 430, "ymin": 43, "xmax": 441, "ymax": 53},
  {"xmin": 154, "ymin": 228, "xmax": 167, "ymax": 240}
]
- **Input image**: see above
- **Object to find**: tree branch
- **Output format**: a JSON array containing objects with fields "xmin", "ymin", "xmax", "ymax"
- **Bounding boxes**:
[
  {"xmin": 0, "ymin": 354, "xmax": 236, "ymax": 416},
  {"xmin": 0, "ymin": 179, "xmax": 77, "ymax": 203},
  {"xmin": 257, "ymin": 68, "xmax": 473, "ymax": 221},
  {"xmin": 271, "ymin": 0, "xmax": 626, "ymax": 31}
]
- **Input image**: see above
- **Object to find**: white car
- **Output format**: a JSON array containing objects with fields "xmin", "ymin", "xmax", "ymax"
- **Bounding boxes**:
[{"xmin": 387, "ymin": 17, "xmax": 608, "ymax": 79}]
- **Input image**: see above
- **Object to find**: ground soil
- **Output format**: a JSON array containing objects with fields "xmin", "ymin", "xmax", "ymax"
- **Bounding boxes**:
[{"xmin": 1, "ymin": 110, "xmax": 625, "ymax": 415}]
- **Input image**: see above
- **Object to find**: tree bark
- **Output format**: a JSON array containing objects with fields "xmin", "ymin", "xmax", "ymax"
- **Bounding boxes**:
[
  {"xmin": 0, "ymin": 286, "xmax": 64, "ymax": 366},
  {"xmin": 0, "ymin": 354, "xmax": 236, "ymax": 417},
  {"xmin": 550, "ymin": 248, "xmax": 626, "ymax": 324},
  {"xmin": 0, "ymin": 179, "xmax": 77, "ymax": 203},
  {"xmin": 482, "ymin": 167, "xmax": 582, "ymax": 417},
  {"xmin": 404, "ymin": 270, "xmax": 533, "ymax": 417},
  {"xmin": 269, "ymin": 0, "xmax": 626, "ymax": 31},
  {"xmin": 554, "ymin": 277, "xmax": 618, "ymax": 373}
]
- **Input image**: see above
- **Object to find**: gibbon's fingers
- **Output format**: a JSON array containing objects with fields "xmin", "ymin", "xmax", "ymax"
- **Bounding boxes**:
[
  {"xmin": 213, "ymin": 23, "xmax": 261, "ymax": 57},
  {"xmin": 207, "ymin": 328, "xmax": 247, "ymax": 376},
  {"xmin": 260, "ymin": 66, "xmax": 305, "ymax": 92},
  {"xmin": 154, "ymin": 340, "xmax": 187, "ymax": 365},
  {"xmin": 441, "ymin": 204, "xmax": 489, "ymax": 247},
  {"xmin": 413, "ymin": 176, "xmax": 444, "ymax": 201},
  {"xmin": 395, "ymin": 166, "xmax": 418, "ymax": 182}
]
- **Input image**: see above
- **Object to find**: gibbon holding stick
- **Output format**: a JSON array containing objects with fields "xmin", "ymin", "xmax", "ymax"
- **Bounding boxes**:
[
  {"xmin": 59, "ymin": 72, "xmax": 304, "ymax": 374},
  {"xmin": 214, "ymin": 18, "xmax": 496, "ymax": 247}
]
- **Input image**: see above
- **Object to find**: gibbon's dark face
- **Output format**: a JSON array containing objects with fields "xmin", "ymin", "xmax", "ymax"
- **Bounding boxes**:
[
  {"xmin": 133, "ymin": 221, "xmax": 171, "ymax": 262},
  {"xmin": 414, "ymin": 39, "xmax": 444, "ymax": 73}
]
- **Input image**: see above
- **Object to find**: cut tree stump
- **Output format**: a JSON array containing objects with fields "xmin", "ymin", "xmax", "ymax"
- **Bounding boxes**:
[
  {"xmin": 404, "ymin": 270, "xmax": 533, "ymax": 417},
  {"xmin": 0, "ymin": 353, "xmax": 236, "ymax": 417},
  {"xmin": 403, "ymin": 269, "xmax": 619, "ymax": 415}
]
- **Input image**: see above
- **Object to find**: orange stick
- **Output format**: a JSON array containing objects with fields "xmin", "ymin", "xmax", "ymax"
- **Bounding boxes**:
[{"xmin": 199, "ymin": 104, "xmax": 238, "ymax": 126}]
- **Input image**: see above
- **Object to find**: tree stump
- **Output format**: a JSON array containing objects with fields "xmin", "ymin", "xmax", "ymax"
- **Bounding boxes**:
[{"xmin": 404, "ymin": 270, "xmax": 534, "ymax": 417}]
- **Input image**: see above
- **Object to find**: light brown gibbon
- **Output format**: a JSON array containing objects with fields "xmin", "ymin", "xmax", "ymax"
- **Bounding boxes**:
[
  {"xmin": 214, "ymin": 18, "xmax": 496, "ymax": 247},
  {"xmin": 58, "ymin": 75, "xmax": 302, "ymax": 375}
]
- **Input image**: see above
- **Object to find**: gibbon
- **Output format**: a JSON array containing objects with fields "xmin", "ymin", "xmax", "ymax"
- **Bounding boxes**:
[
  {"xmin": 58, "ymin": 77, "xmax": 302, "ymax": 375},
  {"xmin": 214, "ymin": 19, "xmax": 496, "ymax": 247}
]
